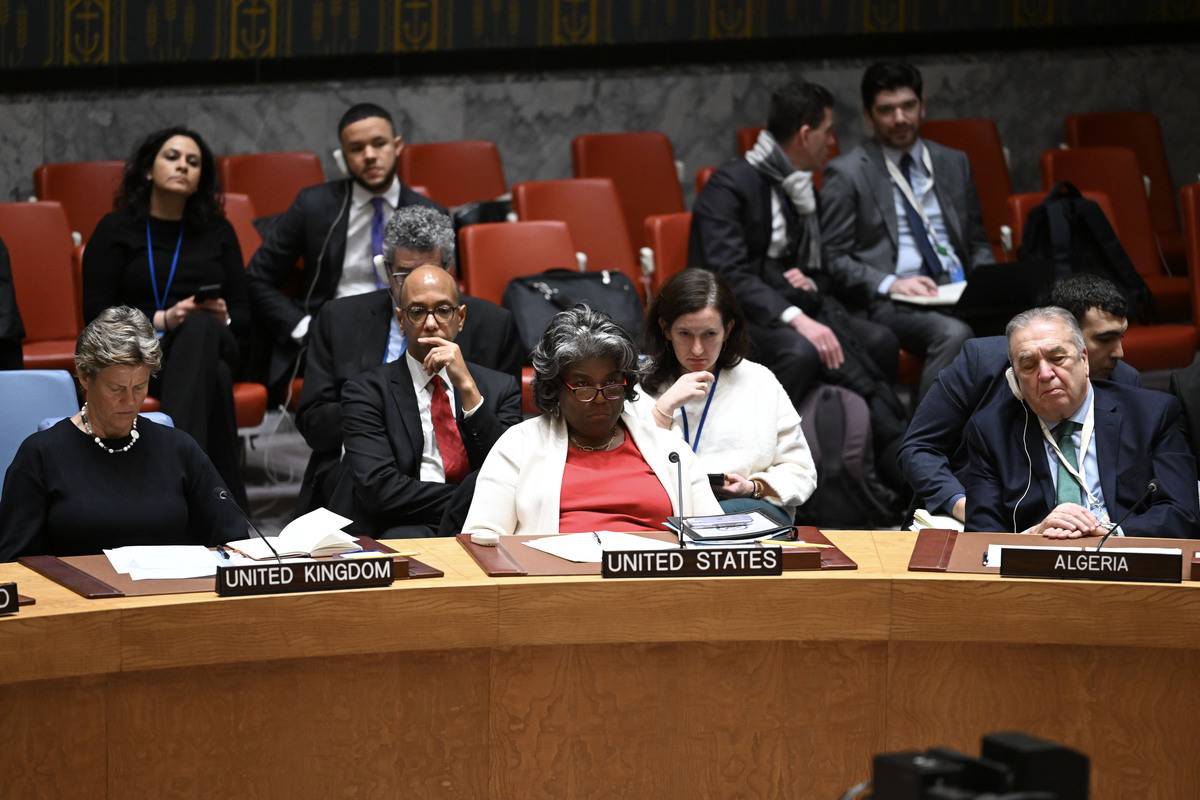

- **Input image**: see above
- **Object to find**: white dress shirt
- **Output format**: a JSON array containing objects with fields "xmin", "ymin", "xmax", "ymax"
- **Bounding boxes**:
[
  {"xmin": 878, "ymin": 139, "xmax": 964, "ymax": 293},
  {"xmin": 337, "ymin": 178, "xmax": 400, "ymax": 298},
  {"xmin": 1039, "ymin": 382, "xmax": 1108, "ymax": 521}
]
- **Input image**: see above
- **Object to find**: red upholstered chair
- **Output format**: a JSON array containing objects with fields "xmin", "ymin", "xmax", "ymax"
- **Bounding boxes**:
[
  {"xmin": 1041, "ymin": 147, "xmax": 1191, "ymax": 320},
  {"xmin": 399, "ymin": 141, "xmax": 506, "ymax": 208},
  {"xmin": 0, "ymin": 202, "xmax": 81, "ymax": 370},
  {"xmin": 221, "ymin": 193, "xmax": 261, "ymax": 267},
  {"xmin": 695, "ymin": 166, "xmax": 716, "ymax": 196},
  {"xmin": 512, "ymin": 179, "xmax": 643, "ymax": 300},
  {"xmin": 1006, "ymin": 191, "xmax": 1120, "ymax": 251},
  {"xmin": 896, "ymin": 351, "xmax": 924, "ymax": 386},
  {"xmin": 232, "ymin": 382, "xmax": 269, "ymax": 428},
  {"xmin": 521, "ymin": 368, "xmax": 538, "ymax": 416},
  {"xmin": 457, "ymin": 221, "xmax": 577, "ymax": 306},
  {"xmin": 643, "ymin": 213, "xmax": 692, "ymax": 296},
  {"xmin": 33, "ymin": 160, "xmax": 125, "ymax": 244},
  {"xmin": 1181, "ymin": 184, "xmax": 1200, "ymax": 323},
  {"xmin": 921, "ymin": 118, "xmax": 1012, "ymax": 262},
  {"xmin": 736, "ymin": 126, "xmax": 763, "ymax": 156},
  {"xmin": 1065, "ymin": 112, "xmax": 1184, "ymax": 270},
  {"xmin": 1007, "ymin": 189, "xmax": 1195, "ymax": 371},
  {"xmin": 572, "ymin": 132, "xmax": 685, "ymax": 251},
  {"xmin": 217, "ymin": 151, "xmax": 324, "ymax": 219}
]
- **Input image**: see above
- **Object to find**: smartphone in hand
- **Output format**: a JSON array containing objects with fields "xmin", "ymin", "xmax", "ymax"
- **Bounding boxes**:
[{"xmin": 193, "ymin": 283, "xmax": 222, "ymax": 302}]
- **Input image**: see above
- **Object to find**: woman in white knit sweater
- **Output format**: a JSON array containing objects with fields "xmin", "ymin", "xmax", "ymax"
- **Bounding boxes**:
[{"xmin": 636, "ymin": 269, "xmax": 817, "ymax": 523}]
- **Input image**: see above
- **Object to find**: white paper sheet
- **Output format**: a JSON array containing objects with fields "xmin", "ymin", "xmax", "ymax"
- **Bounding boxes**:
[
  {"xmin": 522, "ymin": 531, "xmax": 679, "ymax": 564},
  {"xmin": 104, "ymin": 545, "xmax": 221, "ymax": 580}
]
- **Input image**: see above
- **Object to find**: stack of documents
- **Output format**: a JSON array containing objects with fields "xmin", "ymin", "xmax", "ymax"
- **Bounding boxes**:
[
  {"xmin": 225, "ymin": 508, "xmax": 361, "ymax": 560},
  {"xmin": 910, "ymin": 509, "xmax": 964, "ymax": 533}
]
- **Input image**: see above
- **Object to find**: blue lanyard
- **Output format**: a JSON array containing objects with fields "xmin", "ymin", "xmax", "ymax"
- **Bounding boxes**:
[
  {"xmin": 678, "ymin": 368, "xmax": 720, "ymax": 453},
  {"xmin": 146, "ymin": 220, "xmax": 184, "ymax": 312}
]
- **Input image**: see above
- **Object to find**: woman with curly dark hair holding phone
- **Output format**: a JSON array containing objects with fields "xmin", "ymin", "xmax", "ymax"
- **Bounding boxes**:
[{"xmin": 83, "ymin": 126, "xmax": 250, "ymax": 504}]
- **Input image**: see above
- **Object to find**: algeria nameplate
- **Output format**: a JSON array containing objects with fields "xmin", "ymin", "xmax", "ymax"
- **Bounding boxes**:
[
  {"xmin": 601, "ymin": 547, "xmax": 783, "ymax": 579},
  {"xmin": 216, "ymin": 557, "xmax": 398, "ymax": 597},
  {"xmin": 999, "ymin": 548, "xmax": 1181, "ymax": 584}
]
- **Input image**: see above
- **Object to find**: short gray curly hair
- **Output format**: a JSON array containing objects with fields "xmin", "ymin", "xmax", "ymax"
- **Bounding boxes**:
[
  {"xmin": 381, "ymin": 205, "xmax": 455, "ymax": 270},
  {"xmin": 531, "ymin": 305, "xmax": 642, "ymax": 416},
  {"xmin": 75, "ymin": 306, "xmax": 163, "ymax": 379}
]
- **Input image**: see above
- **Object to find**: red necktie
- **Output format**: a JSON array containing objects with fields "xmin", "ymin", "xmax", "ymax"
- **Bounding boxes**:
[{"xmin": 430, "ymin": 376, "xmax": 469, "ymax": 484}]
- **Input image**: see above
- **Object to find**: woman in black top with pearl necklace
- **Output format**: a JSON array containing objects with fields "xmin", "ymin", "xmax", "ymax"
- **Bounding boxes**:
[
  {"xmin": 83, "ymin": 126, "xmax": 250, "ymax": 504},
  {"xmin": 0, "ymin": 307, "xmax": 240, "ymax": 560}
]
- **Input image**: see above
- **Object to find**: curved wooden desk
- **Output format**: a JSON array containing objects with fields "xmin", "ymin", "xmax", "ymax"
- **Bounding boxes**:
[{"xmin": 2, "ymin": 533, "xmax": 1198, "ymax": 798}]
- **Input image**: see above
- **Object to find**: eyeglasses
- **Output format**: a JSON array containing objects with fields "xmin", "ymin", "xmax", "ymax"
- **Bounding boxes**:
[
  {"xmin": 562, "ymin": 380, "xmax": 627, "ymax": 402},
  {"xmin": 403, "ymin": 304, "xmax": 458, "ymax": 324}
]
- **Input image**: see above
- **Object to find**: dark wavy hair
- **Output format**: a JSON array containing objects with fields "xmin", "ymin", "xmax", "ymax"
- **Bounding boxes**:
[
  {"xmin": 861, "ymin": 61, "xmax": 923, "ymax": 110},
  {"xmin": 642, "ymin": 268, "xmax": 749, "ymax": 395},
  {"xmin": 114, "ymin": 126, "xmax": 223, "ymax": 230}
]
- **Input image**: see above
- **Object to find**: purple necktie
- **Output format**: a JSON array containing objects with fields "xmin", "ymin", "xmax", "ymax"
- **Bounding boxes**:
[{"xmin": 370, "ymin": 196, "xmax": 387, "ymax": 288}]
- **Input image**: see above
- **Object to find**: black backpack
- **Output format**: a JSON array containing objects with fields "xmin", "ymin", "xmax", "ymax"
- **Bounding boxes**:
[
  {"xmin": 793, "ymin": 384, "xmax": 901, "ymax": 529},
  {"xmin": 1018, "ymin": 181, "xmax": 1153, "ymax": 319},
  {"xmin": 502, "ymin": 269, "xmax": 644, "ymax": 356}
]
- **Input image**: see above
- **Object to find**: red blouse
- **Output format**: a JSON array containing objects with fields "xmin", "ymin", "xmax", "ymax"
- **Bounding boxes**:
[{"xmin": 558, "ymin": 431, "xmax": 674, "ymax": 533}]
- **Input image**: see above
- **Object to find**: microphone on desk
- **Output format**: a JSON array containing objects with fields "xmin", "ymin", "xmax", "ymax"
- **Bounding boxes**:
[
  {"xmin": 213, "ymin": 487, "xmax": 282, "ymax": 563},
  {"xmin": 1094, "ymin": 479, "xmax": 1159, "ymax": 552},
  {"xmin": 668, "ymin": 452, "xmax": 689, "ymax": 549}
]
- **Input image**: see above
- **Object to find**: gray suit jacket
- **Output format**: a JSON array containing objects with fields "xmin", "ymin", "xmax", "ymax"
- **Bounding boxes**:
[{"xmin": 818, "ymin": 138, "xmax": 992, "ymax": 306}]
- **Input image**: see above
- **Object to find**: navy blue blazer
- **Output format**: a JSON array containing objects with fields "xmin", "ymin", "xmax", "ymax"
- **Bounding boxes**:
[
  {"xmin": 964, "ymin": 381, "xmax": 1199, "ymax": 536},
  {"xmin": 899, "ymin": 335, "xmax": 1139, "ymax": 514}
]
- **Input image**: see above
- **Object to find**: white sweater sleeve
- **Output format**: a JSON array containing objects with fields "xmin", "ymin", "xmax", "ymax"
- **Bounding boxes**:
[
  {"xmin": 462, "ymin": 426, "xmax": 524, "ymax": 535},
  {"xmin": 750, "ymin": 377, "xmax": 817, "ymax": 508}
]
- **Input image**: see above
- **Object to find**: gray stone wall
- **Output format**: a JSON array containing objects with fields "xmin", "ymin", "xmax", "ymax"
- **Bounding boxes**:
[{"xmin": 3, "ymin": 44, "xmax": 1198, "ymax": 210}]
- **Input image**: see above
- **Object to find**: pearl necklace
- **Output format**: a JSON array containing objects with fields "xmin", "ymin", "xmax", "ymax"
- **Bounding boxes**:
[
  {"xmin": 569, "ymin": 428, "xmax": 622, "ymax": 452},
  {"xmin": 80, "ymin": 403, "xmax": 139, "ymax": 454}
]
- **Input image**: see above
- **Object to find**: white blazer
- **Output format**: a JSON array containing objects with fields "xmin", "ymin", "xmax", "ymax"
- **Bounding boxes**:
[{"xmin": 462, "ymin": 409, "xmax": 722, "ymax": 535}]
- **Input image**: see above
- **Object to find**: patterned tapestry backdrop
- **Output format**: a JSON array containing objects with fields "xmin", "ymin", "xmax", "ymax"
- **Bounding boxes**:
[{"xmin": 2, "ymin": 0, "xmax": 1199, "ymax": 69}]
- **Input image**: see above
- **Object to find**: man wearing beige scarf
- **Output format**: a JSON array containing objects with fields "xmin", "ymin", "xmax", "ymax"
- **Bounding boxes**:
[{"xmin": 688, "ymin": 80, "xmax": 900, "ymax": 409}]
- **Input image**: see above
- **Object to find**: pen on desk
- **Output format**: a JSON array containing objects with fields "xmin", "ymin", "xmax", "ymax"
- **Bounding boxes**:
[
  {"xmin": 593, "ymin": 532, "xmax": 603, "ymax": 546},
  {"xmin": 215, "ymin": 545, "xmax": 231, "ymax": 560}
]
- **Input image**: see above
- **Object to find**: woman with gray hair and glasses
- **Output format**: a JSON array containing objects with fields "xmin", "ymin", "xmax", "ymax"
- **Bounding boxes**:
[
  {"xmin": 0, "ymin": 307, "xmax": 240, "ymax": 560},
  {"xmin": 463, "ymin": 306, "xmax": 721, "ymax": 535}
]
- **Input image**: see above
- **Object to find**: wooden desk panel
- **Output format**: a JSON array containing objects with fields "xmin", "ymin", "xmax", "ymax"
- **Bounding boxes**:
[
  {"xmin": 887, "ymin": 641, "xmax": 1200, "ymax": 800},
  {"xmin": 490, "ymin": 640, "xmax": 887, "ymax": 799},
  {"xmin": 107, "ymin": 649, "xmax": 491, "ymax": 799},
  {"xmin": 119, "ymin": 583, "xmax": 499, "ymax": 671},
  {"xmin": 2, "ymin": 533, "xmax": 1198, "ymax": 799},
  {"xmin": 0, "ymin": 675, "xmax": 107, "ymax": 800}
]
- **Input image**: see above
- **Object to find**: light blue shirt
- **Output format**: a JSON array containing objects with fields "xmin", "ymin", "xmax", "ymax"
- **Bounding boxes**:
[
  {"xmin": 1040, "ymin": 383, "xmax": 1108, "ymax": 520},
  {"xmin": 384, "ymin": 315, "xmax": 406, "ymax": 364},
  {"xmin": 878, "ymin": 139, "xmax": 965, "ymax": 294}
]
